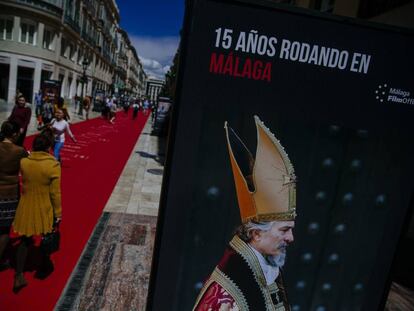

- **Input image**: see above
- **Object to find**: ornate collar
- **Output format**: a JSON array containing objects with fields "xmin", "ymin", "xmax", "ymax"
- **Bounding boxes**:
[{"xmin": 230, "ymin": 235, "xmax": 270, "ymax": 288}]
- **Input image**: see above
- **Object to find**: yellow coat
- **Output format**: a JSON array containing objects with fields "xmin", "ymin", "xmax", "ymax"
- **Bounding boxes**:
[{"xmin": 13, "ymin": 151, "xmax": 62, "ymax": 236}]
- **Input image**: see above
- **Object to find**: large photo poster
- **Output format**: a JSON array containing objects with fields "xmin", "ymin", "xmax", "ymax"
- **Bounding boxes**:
[{"xmin": 147, "ymin": 0, "xmax": 414, "ymax": 310}]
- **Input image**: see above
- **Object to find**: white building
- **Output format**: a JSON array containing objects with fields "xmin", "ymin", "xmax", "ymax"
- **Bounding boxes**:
[
  {"xmin": 146, "ymin": 77, "xmax": 164, "ymax": 102},
  {"xmin": 0, "ymin": 0, "xmax": 147, "ymax": 105}
]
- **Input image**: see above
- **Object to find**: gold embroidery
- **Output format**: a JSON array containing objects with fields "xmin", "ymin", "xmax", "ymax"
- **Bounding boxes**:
[
  {"xmin": 230, "ymin": 236, "xmax": 286, "ymax": 311},
  {"xmin": 193, "ymin": 278, "xmax": 215, "ymax": 311},
  {"xmin": 211, "ymin": 268, "xmax": 249, "ymax": 311},
  {"xmin": 193, "ymin": 267, "xmax": 248, "ymax": 311},
  {"xmin": 194, "ymin": 237, "xmax": 287, "ymax": 311}
]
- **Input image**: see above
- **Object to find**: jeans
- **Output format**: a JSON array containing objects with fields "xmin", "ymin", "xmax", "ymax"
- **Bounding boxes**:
[{"xmin": 54, "ymin": 141, "xmax": 64, "ymax": 161}]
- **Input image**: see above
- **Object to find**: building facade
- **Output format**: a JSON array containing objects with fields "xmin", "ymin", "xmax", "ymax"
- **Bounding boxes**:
[
  {"xmin": 114, "ymin": 28, "xmax": 146, "ymax": 98},
  {"xmin": 0, "ymin": 0, "xmax": 146, "ymax": 106},
  {"xmin": 146, "ymin": 77, "xmax": 164, "ymax": 102}
]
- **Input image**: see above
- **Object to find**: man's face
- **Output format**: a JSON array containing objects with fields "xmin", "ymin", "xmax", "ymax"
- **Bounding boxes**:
[
  {"xmin": 254, "ymin": 221, "xmax": 295, "ymax": 256},
  {"xmin": 17, "ymin": 97, "xmax": 25, "ymax": 107}
]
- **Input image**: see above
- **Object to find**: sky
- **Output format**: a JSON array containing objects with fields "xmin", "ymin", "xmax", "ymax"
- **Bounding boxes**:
[{"xmin": 116, "ymin": 0, "xmax": 185, "ymax": 80}]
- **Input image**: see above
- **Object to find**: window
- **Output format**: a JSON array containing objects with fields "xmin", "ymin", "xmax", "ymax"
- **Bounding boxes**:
[
  {"xmin": 20, "ymin": 22, "xmax": 36, "ymax": 45},
  {"xmin": 65, "ymin": 43, "xmax": 71, "ymax": 58},
  {"xmin": 69, "ymin": 43, "xmax": 76, "ymax": 61},
  {"xmin": 61, "ymin": 37, "xmax": 71, "ymax": 58},
  {"xmin": 43, "ymin": 29, "xmax": 55, "ymax": 50},
  {"xmin": 61, "ymin": 37, "xmax": 66, "ymax": 56},
  {"xmin": 0, "ymin": 17, "xmax": 13, "ymax": 40},
  {"xmin": 78, "ymin": 48, "xmax": 83, "ymax": 64}
]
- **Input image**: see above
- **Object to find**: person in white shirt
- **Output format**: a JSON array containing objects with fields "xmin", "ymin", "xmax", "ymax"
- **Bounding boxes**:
[
  {"xmin": 109, "ymin": 99, "xmax": 117, "ymax": 124},
  {"xmin": 50, "ymin": 109, "xmax": 77, "ymax": 162}
]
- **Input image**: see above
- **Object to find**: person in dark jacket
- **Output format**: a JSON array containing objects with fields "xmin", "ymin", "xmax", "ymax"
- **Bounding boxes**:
[
  {"xmin": 0, "ymin": 121, "xmax": 28, "ymax": 269},
  {"xmin": 8, "ymin": 95, "xmax": 32, "ymax": 147}
]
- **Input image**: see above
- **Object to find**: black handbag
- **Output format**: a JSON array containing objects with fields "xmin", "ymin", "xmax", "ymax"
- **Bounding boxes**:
[
  {"xmin": 40, "ymin": 224, "xmax": 60, "ymax": 255},
  {"xmin": 0, "ymin": 199, "xmax": 19, "ymax": 227}
]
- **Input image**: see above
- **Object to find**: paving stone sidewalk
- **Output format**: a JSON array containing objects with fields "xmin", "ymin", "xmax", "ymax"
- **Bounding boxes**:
[{"xmin": 56, "ymin": 117, "xmax": 164, "ymax": 311}]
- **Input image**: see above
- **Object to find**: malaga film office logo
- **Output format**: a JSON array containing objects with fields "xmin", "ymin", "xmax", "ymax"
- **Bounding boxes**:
[{"xmin": 375, "ymin": 83, "xmax": 414, "ymax": 106}]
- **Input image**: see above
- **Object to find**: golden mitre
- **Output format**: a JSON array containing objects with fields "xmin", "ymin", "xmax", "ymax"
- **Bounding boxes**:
[{"xmin": 224, "ymin": 115, "xmax": 296, "ymax": 223}]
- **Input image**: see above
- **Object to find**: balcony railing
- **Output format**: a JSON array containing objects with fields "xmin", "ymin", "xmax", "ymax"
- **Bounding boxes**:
[
  {"xmin": 64, "ymin": 14, "xmax": 81, "ymax": 33},
  {"xmin": 81, "ymin": 29, "xmax": 97, "ymax": 46},
  {"xmin": 116, "ymin": 65, "xmax": 127, "ymax": 77},
  {"xmin": 13, "ymin": 0, "xmax": 63, "ymax": 17},
  {"xmin": 83, "ymin": 0, "xmax": 97, "ymax": 18},
  {"xmin": 118, "ymin": 51, "xmax": 127, "ymax": 60},
  {"xmin": 97, "ymin": 18, "xmax": 104, "ymax": 30}
]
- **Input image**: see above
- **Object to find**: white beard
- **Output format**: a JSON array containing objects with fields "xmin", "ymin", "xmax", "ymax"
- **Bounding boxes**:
[{"xmin": 266, "ymin": 250, "xmax": 287, "ymax": 268}]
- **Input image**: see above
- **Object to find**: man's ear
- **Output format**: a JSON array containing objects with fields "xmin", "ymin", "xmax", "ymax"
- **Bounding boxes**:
[{"xmin": 252, "ymin": 229, "xmax": 261, "ymax": 241}]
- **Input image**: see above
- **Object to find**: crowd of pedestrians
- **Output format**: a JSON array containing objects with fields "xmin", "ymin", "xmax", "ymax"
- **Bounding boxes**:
[
  {"xmin": 101, "ymin": 95, "xmax": 154, "ymax": 123},
  {"xmin": 0, "ymin": 119, "xmax": 61, "ymax": 292},
  {"xmin": 0, "ymin": 91, "xmax": 157, "ymax": 292},
  {"xmin": 0, "ymin": 93, "xmax": 73, "ymax": 292}
]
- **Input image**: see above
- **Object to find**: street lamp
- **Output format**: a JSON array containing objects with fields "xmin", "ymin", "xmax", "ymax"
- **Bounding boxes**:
[{"xmin": 79, "ymin": 59, "xmax": 89, "ymax": 115}]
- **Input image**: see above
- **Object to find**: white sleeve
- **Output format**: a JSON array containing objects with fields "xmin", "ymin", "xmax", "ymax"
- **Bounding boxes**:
[{"xmin": 65, "ymin": 121, "xmax": 75, "ymax": 139}]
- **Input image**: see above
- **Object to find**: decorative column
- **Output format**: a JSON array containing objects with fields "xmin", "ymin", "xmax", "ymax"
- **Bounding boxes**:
[
  {"xmin": 32, "ymin": 60, "xmax": 42, "ymax": 103},
  {"xmin": 7, "ymin": 56, "xmax": 18, "ymax": 104}
]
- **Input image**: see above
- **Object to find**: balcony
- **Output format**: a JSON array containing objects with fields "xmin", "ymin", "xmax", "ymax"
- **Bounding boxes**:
[
  {"xmin": 83, "ymin": 0, "xmax": 97, "ymax": 18},
  {"xmin": 116, "ymin": 65, "xmax": 127, "ymax": 78},
  {"xmin": 64, "ymin": 14, "xmax": 81, "ymax": 33},
  {"xmin": 118, "ymin": 51, "xmax": 127, "ymax": 60},
  {"xmin": 81, "ymin": 29, "xmax": 96, "ymax": 47},
  {"xmin": 97, "ymin": 18, "xmax": 104, "ymax": 30},
  {"xmin": 13, "ymin": 0, "xmax": 63, "ymax": 17}
]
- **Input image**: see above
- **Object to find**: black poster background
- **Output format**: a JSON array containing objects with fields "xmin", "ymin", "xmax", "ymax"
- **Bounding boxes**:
[{"xmin": 147, "ymin": 1, "xmax": 414, "ymax": 310}]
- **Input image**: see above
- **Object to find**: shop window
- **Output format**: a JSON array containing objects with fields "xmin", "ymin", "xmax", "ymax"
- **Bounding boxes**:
[{"xmin": 0, "ymin": 17, "xmax": 13, "ymax": 40}]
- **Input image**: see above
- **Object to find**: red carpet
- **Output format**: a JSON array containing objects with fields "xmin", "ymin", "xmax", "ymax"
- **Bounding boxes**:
[{"xmin": 0, "ymin": 110, "xmax": 149, "ymax": 310}]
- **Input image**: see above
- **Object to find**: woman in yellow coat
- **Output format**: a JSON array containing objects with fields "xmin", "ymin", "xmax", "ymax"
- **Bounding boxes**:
[{"xmin": 12, "ymin": 134, "xmax": 62, "ymax": 292}]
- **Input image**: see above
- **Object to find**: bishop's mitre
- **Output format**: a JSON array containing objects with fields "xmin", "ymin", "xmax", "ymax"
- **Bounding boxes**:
[{"xmin": 224, "ymin": 116, "xmax": 297, "ymax": 223}]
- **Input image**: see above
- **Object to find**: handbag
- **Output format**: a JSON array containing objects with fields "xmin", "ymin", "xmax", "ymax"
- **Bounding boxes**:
[
  {"xmin": 40, "ymin": 223, "xmax": 60, "ymax": 255},
  {"xmin": 0, "ymin": 199, "xmax": 19, "ymax": 227}
]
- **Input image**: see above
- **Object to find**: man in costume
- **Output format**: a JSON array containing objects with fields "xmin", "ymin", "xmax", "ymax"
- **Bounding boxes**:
[{"xmin": 194, "ymin": 116, "xmax": 296, "ymax": 311}]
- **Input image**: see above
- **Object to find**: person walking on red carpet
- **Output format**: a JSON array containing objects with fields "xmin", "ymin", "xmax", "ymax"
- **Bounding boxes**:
[
  {"xmin": 41, "ymin": 97, "xmax": 54, "ymax": 126},
  {"xmin": 143, "ymin": 98, "xmax": 150, "ymax": 116},
  {"xmin": 50, "ymin": 109, "xmax": 77, "ymax": 163},
  {"xmin": 12, "ymin": 134, "xmax": 62, "ymax": 292},
  {"xmin": 54, "ymin": 97, "xmax": 71, "ymax": 122},
  {"xmin": 82, "ymin": 96, "xmax": 91, "ymax": 120},
  {"xmin": 8, "ymin": 94, "xmax": 32, "ymax": 147},
  {"xmin": 109, "ymin": 98, "xmax": 117, "ymax": 124},
  {"xmin": 0, "ymin": 121, "xmax": 28, "ymax": 269},
  {"xmin": 132, "ymin": 101, "xmax": 140, "ymax": 119}
]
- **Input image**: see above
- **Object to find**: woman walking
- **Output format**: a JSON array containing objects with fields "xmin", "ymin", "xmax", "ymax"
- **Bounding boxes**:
[
  {"xmin": 50, "ymin": 109, "xmax": 77, "ymax": 163},
  {"xmin": 8, "ymin": 94, "xmax": 32, "ymax": 147},
  {"xmin": 0, "ymin": 121, "xmax": 28, "ymax": 268},
  {"xmin": 12, "ymin": 134, "xmax": 62, "ymax": 292},
  {"xmin": 109, "ymin": 98, "xmax": 117, "ymax": 124},
  {"xmin": 41, "ymin": 97, "xmax": 54, "ymax": 126},
  {"xmin": 82, "ymin": 96, "xmax": 91, "ymax": 120}
]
